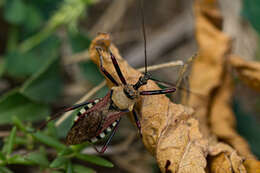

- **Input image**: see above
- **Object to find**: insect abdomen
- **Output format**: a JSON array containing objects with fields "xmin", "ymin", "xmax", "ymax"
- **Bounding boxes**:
[
  {"xmin": 89, "ymin": 120, "xmax": 119, "ymax": 143},
  {"xmin": 73, "ymin": 99, "xmax": 100, "ymax": 123}
]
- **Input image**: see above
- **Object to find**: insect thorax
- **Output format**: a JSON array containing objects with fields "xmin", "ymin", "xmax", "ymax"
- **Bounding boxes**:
[{"xmin": 111, "ymin": 85, "xmax": 139, "ymax": 111}]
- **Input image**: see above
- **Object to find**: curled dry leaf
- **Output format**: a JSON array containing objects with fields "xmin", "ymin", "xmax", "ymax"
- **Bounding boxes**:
[
  {"xmin": 244, "ymin": 159, "xmax": 260, "ymax": 173},
  {"xmin": 208, "ymin": 143, "xmax": 247, "ymax": 173},
  {"xmin": 89, "ymin": 33, "xmax": 208, "ymax": 173},
  {"xmin": 229, "ymin": 55, "xmax": 260, "ymax": 92},
  {"xmin": 189, "ymin": 0, "xmax": 231, "ymax": 138},
  {"xmin": 210, "ymin": 68, "xmax": 254, "ymax": 159},
  {"xmin": 186, "ymin": 0, "xmax": 260, "ymax": 172}
]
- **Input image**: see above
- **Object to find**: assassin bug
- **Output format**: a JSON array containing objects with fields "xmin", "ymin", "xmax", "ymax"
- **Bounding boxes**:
[{"xmin": 40, "ymin": 0, "xmax": 177, "ymax": 153}]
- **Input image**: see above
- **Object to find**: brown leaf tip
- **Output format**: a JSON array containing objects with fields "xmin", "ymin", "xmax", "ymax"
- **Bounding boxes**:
[{"xmin": 92, "ymin": 32, "xmax": 112, "ymax": 51}]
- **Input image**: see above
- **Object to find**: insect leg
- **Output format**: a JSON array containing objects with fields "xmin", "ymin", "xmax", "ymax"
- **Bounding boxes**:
[
  {"xmin": 132, "ymin": 109, "xmax": 142, "ymax": 137},
  {"xmin": 38, "ymin": 99, "xmax": 98, "ymax": 130},
  {"xmin": 94, "ymin": 118, "xmax": 121, "ymax": 154},
  {"xmin": 96, "ymin": 47, "xmax": 119, "ymax": 86},
  {"xmin": 108, "ymin": 48, "xmax": 127, "ymax": 85},
  {"xmin": 140, "ymin": 88, "xmax": 176, "ymax": 95}
]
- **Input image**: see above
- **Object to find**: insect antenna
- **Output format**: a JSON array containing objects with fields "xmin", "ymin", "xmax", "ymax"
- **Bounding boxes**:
[
  {"xmin": 139, "ymin": 0, "xmax": 148, "ymax": 75},
  {"xmin": 133, "ymin": 0, "xmax": 152, "ymax": 90}
]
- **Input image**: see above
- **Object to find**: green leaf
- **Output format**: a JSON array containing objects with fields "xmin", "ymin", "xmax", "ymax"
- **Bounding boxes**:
[
  {"xmin": 0, "ymin": 151, "xmax": 6, "ymax": 161},
  {"xmin": 73, "ymin": 164, "xmax": 95, "ymax": 173},
  {"xmin": 25, "ymin": 152, "xmax": 49, "ymax": 167},
  {"xmin": 12, "ymin": 116, "xmax": 26, "ymax": 132},
  {"xmin": 5, "ymin": 36, "xmax": 60, "ymax": 79},
  {"xmin": 66, "ymin": 160, "xmax": 73, "ymax": 173},
  {"xmin": 0, "ymin": 166, "xmax": 13, "ymax": 173},
  {"xmin": 14, "ymin": 136, "xmax": 27, "ymax": 146},
  {"xmin": 94, "ymin": 86, "xmax": 109, "ymax": 98},
  {"xmin": 68, "ymin": 22, "xmax": 103, "ymax": 86},
  {"xmin": 79, "ymin": 61, "xmax": 105, "ymax": 85},
  {"xmin": 32, "ymin": 131, "xmax": 66, "ymax": 150},
  {"xmin": 70, "ymin": 142, "xmax": 90, "ymax": 153},
  {"xmin": 23, "ymin": 5, "xmax": 44, "ymax": 32},
  {"xmin": 75, "ymin": 153, "xmax": 113, "ymax": 168},
  {"xmin": 20, "ymin": 57, "xmax": 63, "ymax": 103},
  {"xmin": 2, "ymin": 127, "xmax": 17, "ymax": 156},
  {"xmin": 242, "ymin": 0, "xmax": 260, "ymax": 33},
  {"xmin": 6, "ymin": 26, "xmax": 19, "ymax": 53},
  {"xmin": 0, "ymin": 59, "xmax": 5, "ymax": 77},
  {"xmin": 58, "ymin": 147, "xmax": 73, "ymax": 157},
  {"xmin": 68, "ymin": 23, "xmax": 102, "ymax": 86},
  {"xmin": 56, "ymin": 111, "xmax": 76, "ymax": 138},
  {"xmin": 19, "ymin": 0, "xmax": 87, "ymax": 52},
  {"xmin": 29, "ymin": 0, "xmax": 62, "ymax": 20},
  {"xmin": 4, "ymin": 0, "xmax": 26, "ymax": 24},
  {"xmin": 0, "ymin": 90, "xmax": 50, "ymax": 124},
  {"xmin": 6, "ymin": 126, "xmax": 17, "ymax": 155},
  {"xmin": 17, "ymin": 36, "xmax": 62, "ymax": 103},
  {"xmin": 68, "ymin": 30, "xmax": 91, "ymax": 53},
  {"xmin": 8, "ymin": 155, "xmax": 34, "ymax": 165},
  {"xmin": 50, "ymin": 156, "xmax": 68, "ymax": 168},
  {"xmin": 51, "ymin": 171, "xmax": 63, "ymax": 173},
  {"xmin": 45, "ymin": 121, "xmax": 59, "ymax": 139},
  {"xmin": 5, "ymin": 51, "xmax": 38, "ymax": 78}
]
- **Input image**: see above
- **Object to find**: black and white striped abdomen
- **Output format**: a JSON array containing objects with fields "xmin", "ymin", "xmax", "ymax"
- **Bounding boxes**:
[
  {"xmin": 89, "ymin": 120, "xmax": 119, "ymax": 143},
  {"xmin": 74, "ymin": 99, "xmax": 100, "ymax": 122}
]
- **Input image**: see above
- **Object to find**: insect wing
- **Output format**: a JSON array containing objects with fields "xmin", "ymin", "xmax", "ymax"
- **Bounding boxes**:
[
  {"xmin": 66, "ymin": 92, "xmax": 111, "ymax": 145},
  {"xmin": 97, "ymin": 110, "xmax": 128, "ymax": 135}
]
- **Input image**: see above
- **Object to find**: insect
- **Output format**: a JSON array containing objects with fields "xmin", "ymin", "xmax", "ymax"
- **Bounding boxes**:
[{"xmin": 40, "ymin": 0, "xmax": 177, "ymax": 153}]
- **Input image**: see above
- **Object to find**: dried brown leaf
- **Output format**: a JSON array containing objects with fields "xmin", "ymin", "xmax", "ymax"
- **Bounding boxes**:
[
  {"xmin": 192, "ymin": 0, "xmax": 254, "ymax": 156},
  {"xmin": 244, "ymin": 159, "xmax": 260, "ymax": 173},
  {"xmin": 229, "ymin": 55, "xmax": 260, "ymax": 92},
  {"xmin": 209, "ymin": 153, "xmax": 233, "ymax": 173},
  {"xmin": 208, "ymin": 143, "xmax": 247, "ymax": 173},
  {"xmin": 210, "ymin": 68, "xmax": 254, "ymax": 158},
  {"xmin": 89, "ymin": 33, "xmax": 207, "ymax": 173},
  {"xmin": 186, "ymin": 0, "xmax": 232, "ymax": 138},
  {"xmin": 188, "ymin": 0, "xmax": 260, "ymax": 172}
]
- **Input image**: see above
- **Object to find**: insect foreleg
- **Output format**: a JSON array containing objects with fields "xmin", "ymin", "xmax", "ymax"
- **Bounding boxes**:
[
  {"xmin": 140, "ymin": 88, "xmax": 176, "ymax": 95},
  {"xmin": 96, "ymin": 47, "xmax": 119, "ymax": 86},
  {"xmin": 93, "ymin": 118, "xmax": 121, "ymax": 154},
  {"xmin": 38, "ymin": 99, "xmax": 100, "ymax": 130},
  {"xmin": 108, "ymin": 48, "xmax": 127, "ymax": 85}
]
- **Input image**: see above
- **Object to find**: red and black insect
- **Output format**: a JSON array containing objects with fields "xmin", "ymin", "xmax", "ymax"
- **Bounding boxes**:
[{"xmin": 40, "ymin": 0, "xmax": 177, "ymax": 153}]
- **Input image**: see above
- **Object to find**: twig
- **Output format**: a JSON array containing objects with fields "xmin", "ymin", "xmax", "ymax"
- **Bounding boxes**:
[
  {"xmin": 0, "ymin": 131, "xmax": 23, "ymax": 137},
  {"xmin": 138, "ymin": 60, "xmax": 183, "ymax": 72},
  {"xmin": 64, "ymin": 50, "xmax": 90, "ymax": 65},
  {"xmin": 55, "ymin": 60, "xmax": 183, "ymax": 126}
]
